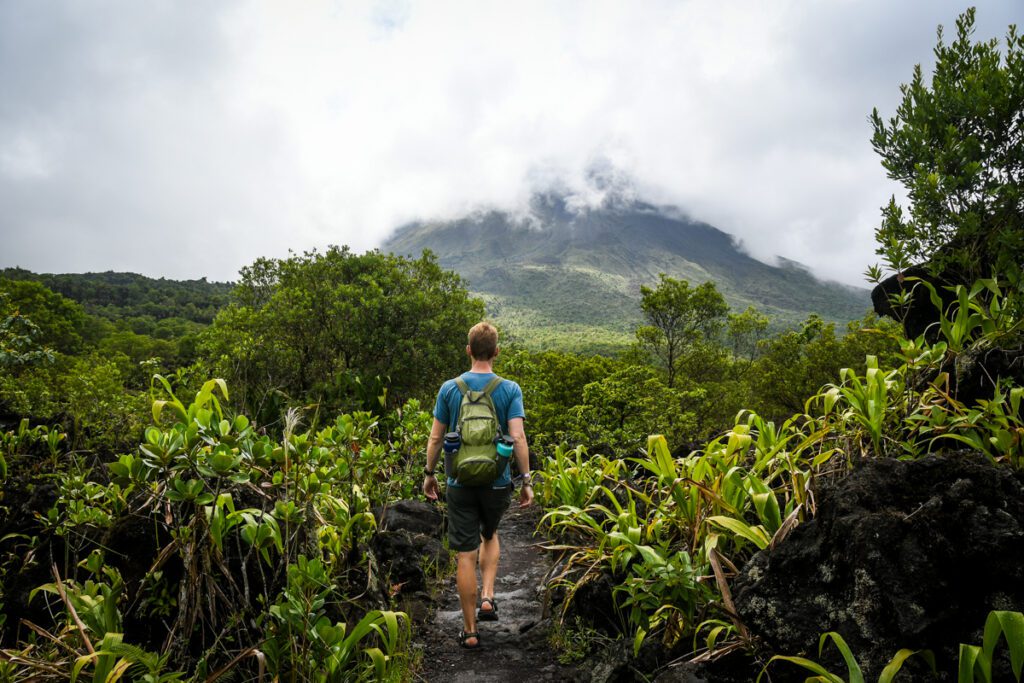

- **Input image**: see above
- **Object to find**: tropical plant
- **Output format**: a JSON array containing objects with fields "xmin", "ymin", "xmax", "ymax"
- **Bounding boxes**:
[
  {"xmin": 1, "ymin": 374, "xmax": 423, "ymax": 680},
  {"xmin": 262, "ymin": 555, "xmax": 410, "ymax": 681},
  {"xmin": 759, "ymin": 610, "xmax": 1024, "ymax": 683}
]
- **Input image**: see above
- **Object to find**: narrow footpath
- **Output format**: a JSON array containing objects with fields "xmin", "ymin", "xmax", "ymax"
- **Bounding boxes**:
[{"xmin": 414, "ymin": 505, "xmax": 582, "ymax": 682}]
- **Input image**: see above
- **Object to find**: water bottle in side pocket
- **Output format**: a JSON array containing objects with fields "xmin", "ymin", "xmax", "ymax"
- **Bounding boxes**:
[
  {"xmin": 496, "ymin": 434, "xmax": 514, "ymax": 477},
  {"xmin": 443, "ymin": 431, "xmax": 461, "ymax": 479}
]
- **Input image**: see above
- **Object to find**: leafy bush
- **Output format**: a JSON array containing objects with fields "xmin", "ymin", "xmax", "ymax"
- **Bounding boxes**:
[{"xmin": 4, "ymin": 376, "xmax": 426, "ymax": 680}]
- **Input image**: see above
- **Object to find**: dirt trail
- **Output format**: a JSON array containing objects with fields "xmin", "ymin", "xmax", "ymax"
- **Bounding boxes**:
[{"xmin": 414, "ymin": 505, "xmax": 581, "ymax": 682}]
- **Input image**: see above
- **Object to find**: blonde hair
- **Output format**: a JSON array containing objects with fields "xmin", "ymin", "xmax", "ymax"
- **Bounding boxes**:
[{"xmin": 467, "ymin": 322, "xmax": 499, "ymax": 360}]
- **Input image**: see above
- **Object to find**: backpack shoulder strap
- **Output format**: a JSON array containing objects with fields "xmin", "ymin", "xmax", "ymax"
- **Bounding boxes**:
[
  {"xmin": 482, "ymin": 376, "xmax": 503, "ymax": 397},
  {"xmin": 454, "ymin": 377, "xmax": 470, "ymax": 396}
]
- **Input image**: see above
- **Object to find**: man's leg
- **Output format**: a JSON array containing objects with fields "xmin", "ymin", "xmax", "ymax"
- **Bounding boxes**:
[
  {"xmin": 479, "ymin": 532, "xmax": 500, "ymax": 605},
  {"xmin": 456, "ymin": 550, "xmax": 479, "ymax": 645},
  {"xmin": 447, "ymin": 486, "xmax": 483, "ymax": 646}
]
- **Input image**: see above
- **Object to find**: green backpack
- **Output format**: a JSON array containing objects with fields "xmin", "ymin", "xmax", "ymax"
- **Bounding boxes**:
[{"xmin": 453, "ymin": 376, "xmax": 503, "ymax": 486}]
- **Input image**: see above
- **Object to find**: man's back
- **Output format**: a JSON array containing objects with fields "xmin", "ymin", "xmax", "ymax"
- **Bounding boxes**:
[{"xmin": 434, "ymin": 371, "xmax": 525, "ymax": 487}]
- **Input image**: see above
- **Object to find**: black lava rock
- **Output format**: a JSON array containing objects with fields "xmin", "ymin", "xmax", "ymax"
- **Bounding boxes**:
[
  {"xmin": 734, "ymin": 454, "xmax": 1024, "ymax": 681},
  {"xmin": 373, "ymin": 499, "xmax": 443, "ymax": 536},
  {"xmin": 371, "ymin": 499, "xmax": 447, "ymax": 596}
]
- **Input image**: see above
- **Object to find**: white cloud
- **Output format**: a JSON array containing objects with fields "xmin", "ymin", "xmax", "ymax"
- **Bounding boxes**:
[{"xmin": 0, "ymin": 0, "xmax": 1019, "ymax": 285}]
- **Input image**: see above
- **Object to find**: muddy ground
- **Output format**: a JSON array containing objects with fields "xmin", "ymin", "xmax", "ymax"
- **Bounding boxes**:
[{"xmin": 413, "ymin": 505, "xmax": 584, "ymax": 682}]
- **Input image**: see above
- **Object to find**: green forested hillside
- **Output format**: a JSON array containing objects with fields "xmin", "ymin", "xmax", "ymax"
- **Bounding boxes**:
[
  {"xmin": 385, "ymin": 195, "xmax": 870, "ymax": 350},
  {"xmin": 0, "ymin": 267, "xmax": 233, "ymax": 327}
]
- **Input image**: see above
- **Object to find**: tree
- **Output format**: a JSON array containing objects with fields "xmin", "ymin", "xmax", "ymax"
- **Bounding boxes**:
[
  {"xmin": 870, "ymin": 9, "xmax": 1023, "ymax": 281},
  {"xmin": 727, "ymin": 306, "xmax": 770, "ymax": 365},
  {"xmin": 0, "ymin": 293, "xmax": 54, "ymax": 370},
  {"xmin": 636, "ymin": 275, "xmax": 729, "ymax": 388},
  {"xmin": 0, "ymin": 278, "xmax": 93, "ymax": 354},
  {"xmin": 202, "ymin": 247, "xmax": 485, "ymax": 421}
]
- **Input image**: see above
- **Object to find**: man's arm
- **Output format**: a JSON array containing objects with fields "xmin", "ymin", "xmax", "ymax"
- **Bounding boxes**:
[
  {"xmin": 426, "ymin": 418, "xmax": 446, "ymax": 473},
  {"xmin": 507, "ymin": 417, "xmax": 533, "ymax": 507},
  {"xmin": 423, "ymin": 418, "xmax": 446, "ymax": 501}
]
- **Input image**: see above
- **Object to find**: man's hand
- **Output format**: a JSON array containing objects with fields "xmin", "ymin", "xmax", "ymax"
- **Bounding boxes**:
[
  {"xmin": 519, "ymin": 482, "xmax": 534, "ymax": 508},
  {"xmin": 423, "ymin": 474, "xmax": 440, "ymax": 501}
]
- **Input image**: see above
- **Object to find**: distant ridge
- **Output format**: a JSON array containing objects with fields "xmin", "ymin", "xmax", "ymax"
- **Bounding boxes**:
[
  {"xmin": 384, "ymin": 194, "xmax": 869, "ymax": 351},
  {"xmin": 0, "ymin": 268, "xmax": 233, "ymax": 325}
]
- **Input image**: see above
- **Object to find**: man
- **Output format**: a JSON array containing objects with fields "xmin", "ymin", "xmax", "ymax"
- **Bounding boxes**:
[{"xmin": 423, "ymin": 321, "xmax": 533, "ymax": 650}]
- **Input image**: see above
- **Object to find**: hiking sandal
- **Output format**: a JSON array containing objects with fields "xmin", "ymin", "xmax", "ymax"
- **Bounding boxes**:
[
  {"xmin": 477, "ymin": 597, "xmax": 498, "ymax": 621},
  {"xmin": 459, "ymin": 630, "xmax": 481, "ymax": 649}
]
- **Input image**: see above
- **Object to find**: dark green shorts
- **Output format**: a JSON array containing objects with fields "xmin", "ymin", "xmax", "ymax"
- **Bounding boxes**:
[{"xmin": 446, "ymin": 485, "xmax": 512, "ymax": 552}]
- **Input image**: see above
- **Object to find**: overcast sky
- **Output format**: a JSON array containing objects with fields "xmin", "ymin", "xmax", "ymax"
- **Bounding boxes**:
[{"xmin": 0, "ymin": 1, "xmax": 1019, "ymax": 286}]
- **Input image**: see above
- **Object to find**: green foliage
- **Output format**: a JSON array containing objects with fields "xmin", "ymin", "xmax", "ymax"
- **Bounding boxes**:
[
  {"xmin": 549, "ymin": 616, "xmax": 613, "ymax": 665},
  {"xmin": 633, "ymin": 276, "xmax": 783, "ymax": 437},
  {"xmin": 497, "ymin": 348, "xmax": 620, "ymax": 452},
  {"xmin": 959, "ymin": 610, "xmax": 1024, "ymax": 683},
  {"xmin": 0, "ymin": 267, "xmax": 233, "ymax": 326},
  {"xmin": 97, "ymin": 330, "xmax": 177, "ymax": 386},
  {"xmin": 202, "ymin": 247, "xmax": 484, "ymax": 420},
  {"xmin": 0, "ymin": 277, "xmax": 198, "ymax": 452},
  {"xmin": 760, "ymin": 610, "xmax": 1024, "ymax": 683},
  {"xmin": 0, "ymin": 353, "xmax": 148, "ymax": 453},
  {"xmin": 0, "ymin": 278, "xmax": 93, "ymax": 354},
  {"xmin": 10, "ymin": 376, "xmax": 426, "ymax": 679},
  {"xmin": 0, "ymin": 293, "xmax": 55, "ymax": 369},
  {"xmin": 760, "ymin": 629, "xmax": 936, "ymax": 683},
  {"xmin": 870, "ymin": 8, "xmax": 1024, "ymax": 280},
  {"xmin": 32, "ymin": 553, "xmax": 124, "ymax": 638},
  {"xmin": 0, "ymin": 418, "xmax": 67, "ymax": 481},
  {"xmin": 0, "ymin": 271, "xmax": 209, "ymax": 373},
  {"xmin": 751, "ymin": 314, "xmax": 901, "ymax": 420},
  {"xmin": 727, "ymin": 306, "xmax": 770, "ymax": 364},
  {"xmin": 567, "ymin": 365, "xmax": 697, "ymax": 455},
  {"xmin": 536, "ymin": 444, "xmax": 626, "ymax": 510},
  {"xmin": 637, "ymin": 274, "xmax": 729, "ymax": 389},
  {"xmin": 539, "ymin": 277, "xmax": 1024, "ymax": 660},
  {"xmin": 263, "ymin": 555, "xmax": 410, "ymax": 681},
  {"xmin": 503, "ymin": 307, "xmax": 897, "ymax": 456}
]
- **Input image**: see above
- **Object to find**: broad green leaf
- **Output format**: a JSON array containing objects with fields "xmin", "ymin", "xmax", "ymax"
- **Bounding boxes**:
[
  {"xmin": 707, "ymin": 516, "xmax": 770, "ymax": 550},
  {"xmin": 958, "ymin": 644, "xmax": 986, "ymax": 683},
  {"xmin": 983, "ymin": 611, "xmax": 1024, "ymax": 680},
  {"xmin": 636, "ymin": 544, "xmax": 666, "ymax": 568},
  {"xmin": 633, "ymin": 627, "xmax": 647, "ymax": 657},
  {"xmin": 879, "ymin": 648, "xmax": 935, "ymax": 683},
  {"xmin": 818, "ymin": 631, "xmax": 863, "ymax": 683},
  {"xmin": 757, "ymin": 655, "xmax": 844, "ymax": 683}
]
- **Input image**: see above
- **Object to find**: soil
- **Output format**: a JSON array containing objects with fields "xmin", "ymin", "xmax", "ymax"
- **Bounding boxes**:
[{"xmin": 413, "ymin": 505, "xmax": 583, "ymax": 682}]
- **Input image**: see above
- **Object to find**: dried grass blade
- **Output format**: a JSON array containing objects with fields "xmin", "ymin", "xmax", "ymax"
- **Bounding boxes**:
[{"xmin": 50, "ymin": 564, "xmax": 95, "ymax": 656}]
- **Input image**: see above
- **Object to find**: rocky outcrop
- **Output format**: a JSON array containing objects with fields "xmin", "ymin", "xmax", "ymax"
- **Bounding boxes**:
[
  {"xmin": 870, "ymin": 265, "xmax": 951, "ymax": 341},
  {"xmin": 370, "ymin": 500, "xmax": 446, "ymax": 617},
  {"xmin": 374, "ymin": 499, "xmax": 444, "ymax": 537},
  {"xmin": 733, "ymin": 454, "xmax": 1024, "ymax": 681},
  {"xmin": 872, "ymin": 266, "xmax": 1024, "ymax": 405}
]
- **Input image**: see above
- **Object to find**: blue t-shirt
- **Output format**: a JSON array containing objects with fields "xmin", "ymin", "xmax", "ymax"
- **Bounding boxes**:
[{"xmin": 434, "ymin": 372, "xmax": 525, "ymax": 488}]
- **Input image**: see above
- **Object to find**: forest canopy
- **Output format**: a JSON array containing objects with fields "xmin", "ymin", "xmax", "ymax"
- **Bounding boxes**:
[{"xmin": 201, "ymin": 247, "xmax": 485, "ymax": 421}]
